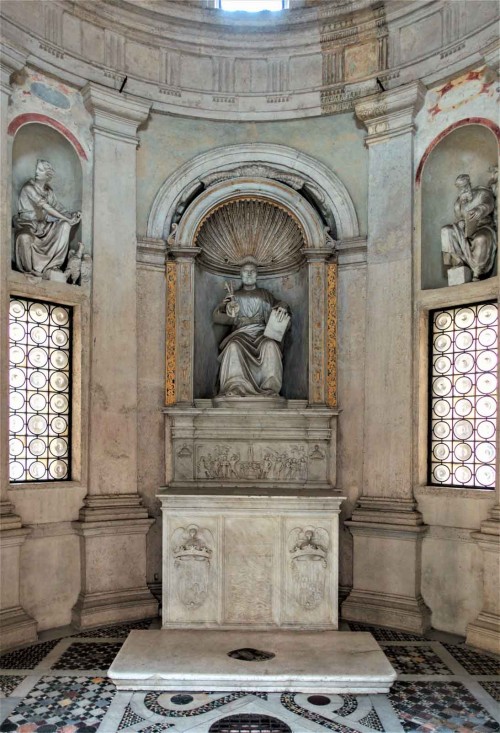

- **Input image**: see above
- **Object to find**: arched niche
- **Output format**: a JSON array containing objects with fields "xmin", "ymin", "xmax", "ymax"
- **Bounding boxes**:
[
  {"xmin": 11, "ymin": 122, "xmax": 83, "ymax": 266},
  {"xmin": 420, "ymin": 122, "xmax": 499, "ymax": 290},
  {"xmin": 176, "ymin": 178, "xmax": 325, "ymax": 400}
]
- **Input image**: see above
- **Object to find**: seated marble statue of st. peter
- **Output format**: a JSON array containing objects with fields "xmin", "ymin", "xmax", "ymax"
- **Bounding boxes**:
[{"xmin": 213, "ymin": 260, "xmax": 290, "ymax": 397}]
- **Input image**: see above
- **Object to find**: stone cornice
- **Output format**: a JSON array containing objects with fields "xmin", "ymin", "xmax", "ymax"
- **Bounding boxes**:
[
  {"xmin": 81, "ymin": 82, "xmax": 151, "ymax": 143},
  {"xmin": 354, "ymin": 80, "xmax": 427, "ymax": 144},
  {"xmin": 136, "ymin": 237, "xmax": 167, "ymax": 270}
]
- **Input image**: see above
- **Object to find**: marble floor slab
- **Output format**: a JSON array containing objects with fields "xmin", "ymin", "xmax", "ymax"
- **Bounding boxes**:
[
  {"xmin": 0, "ymin": 619, "xmax": 499, "ymax": 732},
  {"xmin": 109, "ymin": 630, "xmax": 397, "ymax": 693}
]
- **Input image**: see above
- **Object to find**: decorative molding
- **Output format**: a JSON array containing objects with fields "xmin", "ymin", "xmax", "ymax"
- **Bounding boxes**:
[
  {"xmin": 0, "ymin": 42, "xmax": 27, "ymax": 92},
  {"xmin": 336, "ymin": 236, "xmax": 367, "ymax": 268},
  {"xmin": 326, "ymin": 262, "xmax": 337, "ymax": 408},
  {"xmin": 136, "ymin": 236, "xmax": 167, "ymax": 270},
  {"xmin": 147, "ymin": 144, "xmax": 359, "ymax": 242},
  {"xmin": 165, "ymin": 261, "xmax": 176, "ymax": 406},
  {"xmin": 355, "ymin": 80, "xmax": 427, "ymax": 144},
  {"xmin": 415, "ymin": 485, "xmax": 496, "ymax": 500},
  {"xmin": 81, "ymin": 82, "xmax": 151, "ymax": 144},
  {"xmin": 425, "ymin": 525, "xmax": 476, "ymax": 543},
  {"xmin": 7, "ymin": 113, "xmax": 88, "ymax": 160}
]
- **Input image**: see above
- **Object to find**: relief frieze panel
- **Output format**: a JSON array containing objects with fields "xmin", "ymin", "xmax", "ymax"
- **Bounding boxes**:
[{"xmin": 196, "ymin": 443, "xmax": 317, "ymax": 482}]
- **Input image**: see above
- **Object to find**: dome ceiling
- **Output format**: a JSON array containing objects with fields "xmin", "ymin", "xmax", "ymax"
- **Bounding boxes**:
[{"xmin": 0, "ymin": 0, "xmax": 497, "ymax": 120}]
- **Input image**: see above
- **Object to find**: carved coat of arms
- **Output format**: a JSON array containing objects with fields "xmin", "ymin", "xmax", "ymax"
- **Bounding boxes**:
[
  {"xmin": 171, "ymin": 525, "xmax": 213, "ymax": 609},
  {"xmin": 288, "ymin": 527, "xmax": 329, "ymax": 611}
]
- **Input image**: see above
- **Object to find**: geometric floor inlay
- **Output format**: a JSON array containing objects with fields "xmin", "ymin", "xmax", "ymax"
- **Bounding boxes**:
[{"xmin": 0, "ymin": 621, "xmax": 498, "ymax": 732}]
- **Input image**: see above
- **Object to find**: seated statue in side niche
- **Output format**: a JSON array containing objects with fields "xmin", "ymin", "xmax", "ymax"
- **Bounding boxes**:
[
  {"xmin": 213, "ymin": 259, "xmax": 290, "ymax": 397},
  {"xmin": 13, "ymin": 160, "xmax": 81, "ymax": 279},
  {"xmin": 441, "ymin": 173, "xmax": 497, "ymax": 283}
]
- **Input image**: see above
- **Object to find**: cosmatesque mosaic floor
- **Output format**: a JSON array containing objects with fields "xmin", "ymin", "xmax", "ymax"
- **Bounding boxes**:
[{"xmin": 0, "ymin": 618, "xmax": 498, "ymax": 733}]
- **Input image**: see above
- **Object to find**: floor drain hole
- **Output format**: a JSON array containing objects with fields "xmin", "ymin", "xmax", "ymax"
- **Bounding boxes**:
[
  {"xmin": 307, "ymin": 694, "xmax": 331, "ymax": 706},
  {"xmin": 227, "ymin": 648, "xmax": 275, "ymax": 662},
  {"xmin": 209, "ymin": 713, "xmax": 292, "ymax": 732}
]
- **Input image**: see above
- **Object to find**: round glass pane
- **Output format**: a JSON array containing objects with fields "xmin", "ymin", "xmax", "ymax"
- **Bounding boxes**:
[
  {"xmin": 51, "ymin": 306, "xmax": 69, "ymax": 326},
  {"xmin": 9, "ymin": 391, "xmax": 25, "ymax": 410},
  {"xmin": 49, "ymin": 460, "xmax": 68, "ymax": 479},
  {"xmin": 453, "ymin": 420, "xmax": 473, "ymax": 440},
  {"xmin": 9, "ymin": 461, "xmax": 24, "ymax": 480},
  {"xmin": 476, "ymin": 442, "xmax": 496, "ymax": 463},
  {"xmin": 9, "ymin": 414, "xmax": 24, "ymax": 433},
  {"xmin": 50, "ymin": 394, "xmax": 68, "ymax": 414},
  {"xmin": 433, "ymin": 400, "xmax": 451, "ymax": 417},
  {"xmin": 51, "ymin": 416, "xmax": 68, "ymax": 434},
  {"xmin": 29, "ymin": 461, "xmax": 46, "ymax": 479},
  {"xmin": 50, "ymin": 350, "xmax": 69, "ymax": 370},
  {"xmin": 29, "ymin": 393, "xmax": 47, "ymax": 412},
  {"xmin": 454, "ymin": 443, "xmax": 472, "ymax": 461},
  {"xmin": 433, "ymin": 443, "xmax": 450, "ymax": 461},
  {"xmin": 30, "ymin": 326, "xmax": 48, "ymax": 344},
  {"xmin": 50, "ymin": 372, "xmax": 69, "ymax": 391},
  {"xmin": 476, "ymin": 396, "xmax": 496, "ymax": 418},
  {"xmin": 29, "ymin": 438, "xmax": 46, "ymax": 456},
  {"xmin": 433, "ymin": 377, "xmax": 452, "ymax": 396},
  {"xmin": 477, "ymin": 351, "xmax": 497, "ymax": 372},
  {"xmin": 476, "ymin": 464, "xmax": 495, "ymax": 487},
  {"xmin": 478, "ymin": 328, "xmax": 497, "ymax": 347},
  {"xmin": 455, "ymin": 376, "xmax": 472, "ymax": 395},
  {"xmin": 433, "ymin": 421, "xmax": 450, "ymax": 439},
  {"xmin": 9, "ymin": 438, "xmax": 24, "ymax": 457},
  {"xmin": 51, "ymin": 328, "xmax": 69, "ymax": 347},
  {"xmin": 29, "ymin": 371, "xmax": 47, "ymax": 389},
  {"xmin": 434, "ymin": 356, "xmax": 451, "ymax": 374},
  {"xmin": 454, "ymin": 353, "xmax": 474, "ymax": 373},
  {"xmin": 477, "ymin": 373, "xmax": 497, "ymax": 395},
  {"xmin": 49, "ymin": 437, "xmax": 67, "ymax": 457},
  {"xmin": 10, "ymin": 346, "xmax": 25, "ymax": 365},
  {"xmin": 434, "ymin": 334, "xmax": 451, "ymax": 352},
  {"xmin": 10, "ymin": 368, "xmax": 25, "ymax": 388},
  {"xmin": 29, "ymin": 302, "xmax": 49, "ymax": 323},
  {"xmin": 455, "ymin": 331, "xmax": 473, "ymax": 350},
  {"xmin": 27, "ymin": 415, "xmax": 47, "ymax": 435},
  {"xmin": 10, "ymin": 300, "xmax": 25, "ymax": 318},
  {"xmin": 29, "ymin": 347, "xmax": 48, "ymax": 368},
  {"xmin": 454, "ymin": 398, "xmax": 472, "ymax": 417},
  {"xmin": 454, "ymin": 465, "xmax": 472, "ymax": 484},
  {"xmin": 433, "ymin": 464, "xmax": 450, "ymax": 482},
  {"xmin": 477, "ymin": 420, "xmax": 495, "ymax": 440},
  {"xmin": 455, "ymin": 308, "xmax": 475, "ymax": 329},
  {"xmin": 10, "ymin": 322, "xmax": 25, "ymax": 342},
  {"xmin": 477, "ymin": 304, "xmax": 497, "ymax": 325},
  {"xmin": 435, "ymin": 312, "xmax": 452, "ymax": 330}
]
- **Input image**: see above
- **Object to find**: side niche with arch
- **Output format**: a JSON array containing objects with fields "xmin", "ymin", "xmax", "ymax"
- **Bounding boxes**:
[
  {"xmin": 420, "ymin": 122, "xmax": 499, "ymax": 290},
  {"xmin": 11, "ymin": 122, "xmax": 83, "ymax": 273}
]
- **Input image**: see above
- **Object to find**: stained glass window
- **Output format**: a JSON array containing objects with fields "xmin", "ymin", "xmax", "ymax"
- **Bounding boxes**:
[
  {"xmin": 9, "ymin": 298, "xmax": 72, "ymax": 482},
  {"xmin": 429, "ymin": 302, "xmax": 497, "ymax": 489}
]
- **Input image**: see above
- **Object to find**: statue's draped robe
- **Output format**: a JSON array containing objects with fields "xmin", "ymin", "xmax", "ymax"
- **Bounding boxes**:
[
  {"xmin": 215, "ymin": 288, "xmax": 287, "ymax": 397},
  {"xmin": 14, "ymin": 180, "xmax": 72, "ymax": 275},
  {"xmin": 441, "ymin": 187, "xmax": 497, "ymax": 279}
]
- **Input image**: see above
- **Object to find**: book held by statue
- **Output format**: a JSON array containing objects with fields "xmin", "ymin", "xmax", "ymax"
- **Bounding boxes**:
[{"xmin": 264, "ymin": 310, "xmax": 291, "ymax": 342}]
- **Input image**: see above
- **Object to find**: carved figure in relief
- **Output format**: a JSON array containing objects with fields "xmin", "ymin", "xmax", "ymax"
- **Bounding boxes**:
[
  {"xmin": 196, "ymin": 444, "xmax": 308, "ymax": 481},
  {"xmin": 14, "ymin": 160, "xmax": 82, "ymax": 280},
  {"xmin": 441, "ymin": 173, "xmax": 497, "ymax": 283},
  {"xmin": 172, "ymin": 525, "xmax": 213, "ymax": 609},
  {"xmin": 213, "ymin": 259, "xmax": 290, "ymax": 397}
]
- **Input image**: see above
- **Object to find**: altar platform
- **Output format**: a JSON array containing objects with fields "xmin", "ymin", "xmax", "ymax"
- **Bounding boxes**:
[{"xmin": 108, "ymin": 629, "xmax": 396, "ymax": 693}]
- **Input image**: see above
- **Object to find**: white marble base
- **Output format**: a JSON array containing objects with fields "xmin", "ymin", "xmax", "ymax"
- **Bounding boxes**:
[
  {"xmin": 108, "ymin": 629, "xmax": 396, "ymax": 693},
  {"xmin": 447, "ymin": 265, "xmax": 472, "ymax": 286}
]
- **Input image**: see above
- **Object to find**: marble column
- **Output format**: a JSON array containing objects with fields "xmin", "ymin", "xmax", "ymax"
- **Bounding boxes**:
[
  {"xmin": 342, "ymin": 82, "xmax": 431, "ymax": 634},
  {"xmin": 72, "ymin": 83, "xmax": 157, "ymax": 628},
  {"xmin": 465, "ymin": 41, "xmax": 500, "ymax": 657},
  {"xmin": 0, "ymin": 43, "xmax": 38, "ymax": 650}
]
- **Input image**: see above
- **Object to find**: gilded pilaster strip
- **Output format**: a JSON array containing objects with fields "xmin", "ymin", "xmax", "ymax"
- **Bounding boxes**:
[
  {"xmin": 165, "ymin": 261, "xmax": 176, "ymax": 405},
  {"xmin": 327, "ymin": 262, "xmax": 337, "ymax": 407}
]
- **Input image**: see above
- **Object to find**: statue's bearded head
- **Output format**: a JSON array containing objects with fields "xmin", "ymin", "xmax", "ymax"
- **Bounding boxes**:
[
  {"xmin": 455, "ymin": 174, "xmax": 471, "ymax": 193},
  {"xmin": 240, "ymin": 258, "xmax": 258, "ymax": 288}
]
